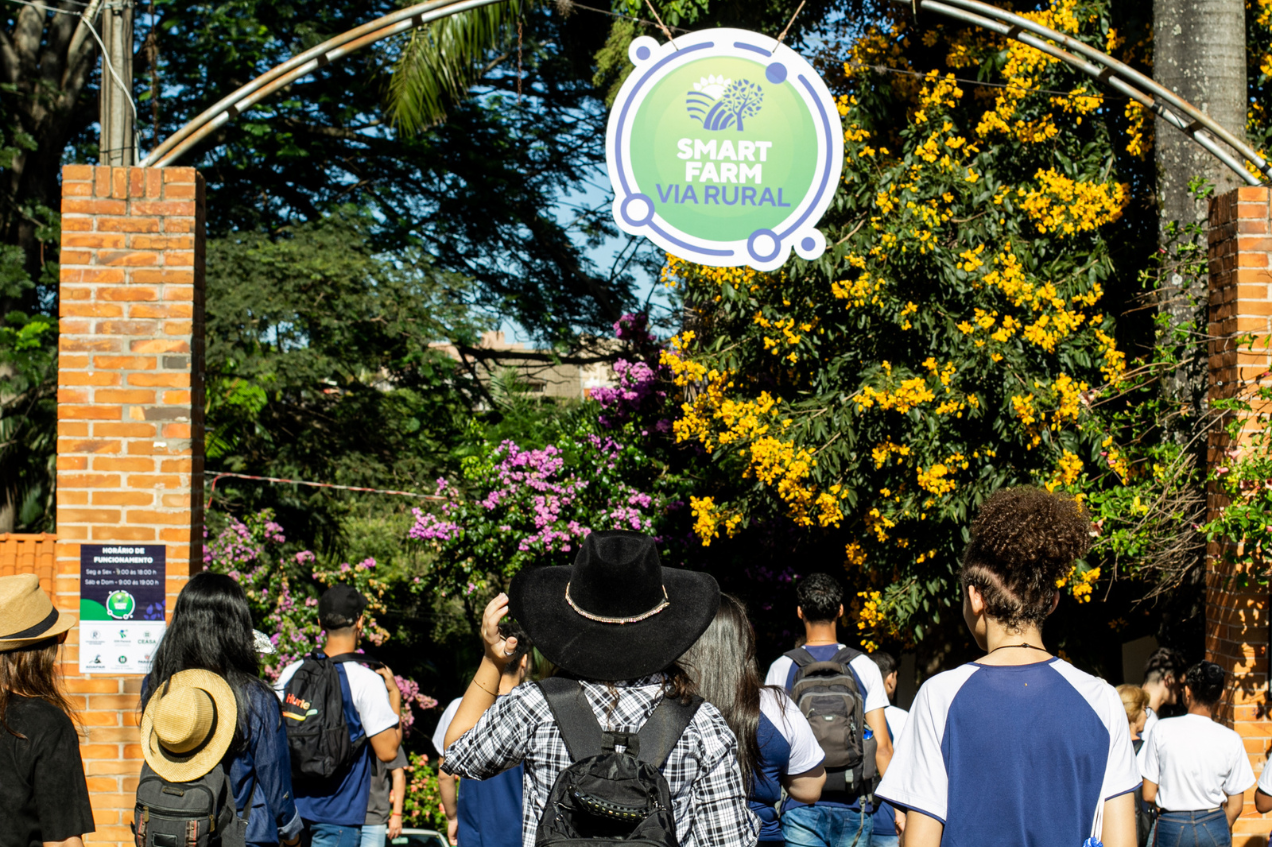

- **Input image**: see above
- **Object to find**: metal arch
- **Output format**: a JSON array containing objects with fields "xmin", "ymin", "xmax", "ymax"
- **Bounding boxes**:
[
  {"xmin": 140, "ymin": 0, "xmax": 512, "ymax": 167},
  {"xmin": 144, "ymin": 0, "xmax": 1270, "ymax": 185},
  {"xmin": 915, "ymin": 0, "xmax": 1269, "ymax": 186}
]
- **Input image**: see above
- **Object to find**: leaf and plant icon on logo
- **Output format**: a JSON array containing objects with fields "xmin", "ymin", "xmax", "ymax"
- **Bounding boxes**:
[{"xmin": 686, "ymin": 75, "xmax": 765, "ymax": 131}]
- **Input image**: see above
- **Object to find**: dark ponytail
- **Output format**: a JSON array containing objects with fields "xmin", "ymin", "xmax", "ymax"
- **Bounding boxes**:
[{"xmin": 677, "ymin": 593, "xmax": 765, "ymax": 789}]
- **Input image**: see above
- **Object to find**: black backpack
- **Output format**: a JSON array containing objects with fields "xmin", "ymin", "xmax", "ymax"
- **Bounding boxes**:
[
  {"xmin": 281, "ymin": 651, "xmax": 368, "ymax": 782},
  {"xmin": 132, "ymin": 761, "xmax": 252, "ymax": 847},
  {"xmin": 534, "ymin": 677, "xmax": 702, "ymax": 847},
  {"xmin": 785, "ymin": 646, "xmax": 877, "ymax": 794}
]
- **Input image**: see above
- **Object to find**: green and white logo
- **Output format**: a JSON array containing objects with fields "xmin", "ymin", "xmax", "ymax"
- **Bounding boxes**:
[
  {"xmin": 106, "ymin": 589, "xmax": 136, "ymax": 620},
  {"xmin": 606, "ymin": 29, "xmax": 844, "ymax": 271}
]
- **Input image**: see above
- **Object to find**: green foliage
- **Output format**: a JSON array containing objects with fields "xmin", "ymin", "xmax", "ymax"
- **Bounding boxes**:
[
  {"xmin": 660, "ymin": 0, "xmax": 1163, "ymax": 655},
  {"xmin": 388, "ymin": 0, "xmax": 538, "ymax": 132},
  {"xmin": 205, "ymin": 209, "xmax": 481, "ymax": 547}
]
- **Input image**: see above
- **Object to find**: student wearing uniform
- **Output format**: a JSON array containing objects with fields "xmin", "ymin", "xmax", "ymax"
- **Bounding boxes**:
[
  {"xmin": 142, "ymin": 572, "xmax": 302, "ymax": 847},
  {"xmin": 434, "ymin": 621, "xmax": 533, "ymax": 847},
  {"xmin": 440, "ymin": 531, "xmax": 758, "ymax": 847},
  {"xmin": 274, "ymin": 585, "xmax": 403, "ymax": 847},
  {"xmin": 1116, "ymin": 684, "xmax": 1152, "ymax": 847},
  {"xmin": 1141, "ymin": 662, "xmax": 1254, "ymax": 847},
  {"xmin": 1253, "ymin": 758, "xmax": 1272, "ymax": 814},
  {"xmin": 867, "ymin": 652, "xmax": 907, "ymax": 847},
  {"xmin": 680, "ymin": 593, "xmax": 826, "ymax": 846},
  {"xmin": 876, "ymin": 487, "xmax": 1140, "ymax": 847},
  {"xmin": 764, "ymin": 573, "xmax": 892, "ymax": 847}
]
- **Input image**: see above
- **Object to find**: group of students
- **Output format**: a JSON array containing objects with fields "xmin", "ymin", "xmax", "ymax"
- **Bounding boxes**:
[
  {"xmin": 0, "ymin": 484, "xmax": 1268, "ymax": 847},
  {"xmin": 0, "ymin": 572, "xmax": 411, "ymax": 847}
]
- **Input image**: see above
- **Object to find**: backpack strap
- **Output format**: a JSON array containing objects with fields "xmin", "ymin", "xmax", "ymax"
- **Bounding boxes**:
[
  {"xmin": 537, "ymin": 678, "xmax": 603, "ymax": 763},
  {"xmin": 636, "ymin": 694, "xmax": 703, "ymax": 769},
  {"xmin": 328, "ymin": 653, "xmax": 386, "ymax": 671},
  {"xmin": 784, "ymin": 647, "xmax": 817, "ymax": 668},
  {"xmin": 830, "ymin": 646, "xmax": 861, "ymax": 667}
]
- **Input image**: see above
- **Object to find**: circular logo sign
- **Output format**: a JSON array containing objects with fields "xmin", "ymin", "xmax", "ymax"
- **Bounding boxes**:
[
  {"xmin": 106, "ymin": 589, "xmax": 136, "ymax": 620},
  {"xmin": 607, "ymin": 29, "xmax": 844, "ymax": 271}
]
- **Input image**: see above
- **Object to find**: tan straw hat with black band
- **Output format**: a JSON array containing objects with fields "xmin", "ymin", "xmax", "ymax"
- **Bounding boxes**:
[
  {"xmin": 0, "ymin": 574, "xmax": 77, "ymax": 652},
  {"xmin": 140, "ymin": 669, "xmax": 238, "ymax": 782}
]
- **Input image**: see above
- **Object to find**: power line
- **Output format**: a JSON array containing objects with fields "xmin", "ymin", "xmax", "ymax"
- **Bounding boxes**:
[{"xmin": 206, "ymin": 471, "xmax": 449, "ymax": 510}]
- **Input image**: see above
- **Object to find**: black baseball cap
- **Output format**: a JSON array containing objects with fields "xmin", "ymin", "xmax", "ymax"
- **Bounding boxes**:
[{"xmin": 318, "ymin": 584, "xmax": 367, "ymax": 625}]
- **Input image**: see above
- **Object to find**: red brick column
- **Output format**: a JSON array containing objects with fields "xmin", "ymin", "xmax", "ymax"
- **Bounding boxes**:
[
  {"xmin": 56, "ymin": 165, "xmax": 205, "ymax": 847},
  {"xmin": 1207, "ymin": 186, "xmax": 1272, "ymax": 846}
]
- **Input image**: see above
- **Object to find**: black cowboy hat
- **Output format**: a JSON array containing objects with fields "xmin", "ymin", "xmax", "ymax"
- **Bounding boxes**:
[{"xmin": 508, "ymin": 531, "xmax": 720, "ymax": 681}]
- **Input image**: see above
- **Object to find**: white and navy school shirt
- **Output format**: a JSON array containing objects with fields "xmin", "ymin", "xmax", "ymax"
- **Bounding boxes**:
[
  {"xmin": 752, "ymin": 688, "xmax": 825, "ymax": 842},
  {"xmin": 876, "ymin": 658, "xmax": 1139, "ymax": 847}
]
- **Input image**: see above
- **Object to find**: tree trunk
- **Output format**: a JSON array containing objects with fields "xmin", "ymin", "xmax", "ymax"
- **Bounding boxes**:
[
  {"xmin": 1152, "ymin": 0, "xmax": 1247, "ymax": 401},
  {"xmin": 1154, "ymin": 0, "xmax": 1248, "ymax": 228}
]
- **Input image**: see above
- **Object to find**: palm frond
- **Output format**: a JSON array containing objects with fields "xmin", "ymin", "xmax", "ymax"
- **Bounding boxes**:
[{"xmin": 387, "ymin": 0, "xmax": 535, "ymax": 134}]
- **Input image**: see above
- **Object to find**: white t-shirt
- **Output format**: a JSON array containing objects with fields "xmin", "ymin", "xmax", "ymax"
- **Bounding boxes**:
[
  {"xmin": 759, "ymin": 687, "xmax": 825, "ymax": 775},
  {"xmin": 764, "ymin": 644, "xmax": 890, "ymax": 715},
  {"xmin": 1142, "ymin": 706, "xmax": 1159, "ymax": 739},
  {"xmin": 885, "ymin": 704, "xmax": 908, "ymax": 742},
  {"xmin": 876, "ymin": 658, "xmax": 1139, "ymax": 845},
  {"xmin": 1256, "ymin": 757, "xmax": 1272, "ymax": 796},
  {"xmin": 1140, "ymin": 714, "xmax": 1254, "ymax": 811},
  {"xmin": 432, "ymin": 696, "xmax": 462, "ymax": 757},
  {"xmin": 274, "ymin": 657, "xmax": 400, "ymax": 739}
]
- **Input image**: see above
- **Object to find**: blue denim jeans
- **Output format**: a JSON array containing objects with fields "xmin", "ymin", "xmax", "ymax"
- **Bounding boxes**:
[
  {"xmin": 871, "ymin": 836, "xmax": 898, "ymax": 847},
  {"xmin": 782, "ymin": 805, "xmax": 872, "ymax": 847},
  {"xmin": 359, "ymin": 824, "xmax": 387, "ymax": 847},
  {"xmin": 1155, "ymin": 810, "xmax": 1231, "ymax": 847},
  {"xmin": 308, "ymin": 822, "xmax": 364, "ymax": 847}
]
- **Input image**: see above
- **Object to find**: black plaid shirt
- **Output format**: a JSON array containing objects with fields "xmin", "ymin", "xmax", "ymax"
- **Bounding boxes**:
[{"xmin": 442, "ymin": 674, "xmax": 759, "ymax": 847}]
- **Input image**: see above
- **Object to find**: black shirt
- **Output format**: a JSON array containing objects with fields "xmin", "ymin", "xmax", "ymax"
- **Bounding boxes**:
[{"xmin": 0, "ymin": 695, "xmax": 95, "ymax": 847}]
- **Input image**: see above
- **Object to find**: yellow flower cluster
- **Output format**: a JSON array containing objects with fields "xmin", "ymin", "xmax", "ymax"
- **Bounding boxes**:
[
  {"xmin": 664, "ymin": 327, "xmax": 845, "ymax": 534},
  {"xmin": 1057, "ymin": 564, "xmax": 1100, "ymax": 602},
  {"xmin": 916, "ymin": 453, "xmax": 968, "ymax": 496},
  {"xmin": 856, "ymin": 590, "xmax": 886, "ymax": 651},
  {"xmin": 1020, "ymin": 169, "xmax": 1129, "ymax": 237},
  {"xmin": 854, "ymin": 378, "xmax": 936, "ymax": 413},
  {"xmin": 831, "ymin": 272, "xmax": 884, "ymax": 307},
  {"xmin": 873, "ymin": 440, "xmax": 912, "ymax": 468},
  {"xmin": 1102, "ymin": 436, "xmax": 1131, "ymax": 483},
  {"xmin": 846, "ymin": 541, "xmax": 867, "ymax": 568},
  {"xmin": 689, "ymin": 496, "xmax": 741, "ymax": 546},
  {"xmin": 1094, "ymin": 327, "xmax": 1127, "ymax": 385},
  {"xmin": 1046, "ymin": 450, "xmax": 1084, "ymax": 491}
]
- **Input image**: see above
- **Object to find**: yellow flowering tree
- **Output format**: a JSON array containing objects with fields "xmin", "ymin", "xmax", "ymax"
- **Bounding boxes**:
[{"xmin": 658, "ymin": 0, "xmax": 1166, "ymax": 651}]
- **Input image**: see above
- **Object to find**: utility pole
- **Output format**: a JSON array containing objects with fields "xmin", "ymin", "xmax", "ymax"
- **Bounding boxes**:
[{"xmin": 99, "ymin": 0, "xmax": 135, "ymax": 166}]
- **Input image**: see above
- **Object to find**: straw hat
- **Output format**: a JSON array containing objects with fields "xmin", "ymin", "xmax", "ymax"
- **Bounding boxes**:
[
  {"xmin": 0, "ymin": 574, "xmax": 77, "ymax": 652},
  {"xmin": 140, "ymin": 669, "xmax": 238, "ymax": 781}
]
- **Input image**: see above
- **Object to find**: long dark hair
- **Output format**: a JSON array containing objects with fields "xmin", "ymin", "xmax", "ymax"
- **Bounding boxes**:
[
  {"xmin": 143, "ymin": 572, "xmax": 273, "ymax": 747},
  {"xmin": 677, "ymin": 593, "xmax": 766, "ymax": 788},
  {"xmin": 0, "ymin": 637, "xmax": 77, "ymax": 737}
]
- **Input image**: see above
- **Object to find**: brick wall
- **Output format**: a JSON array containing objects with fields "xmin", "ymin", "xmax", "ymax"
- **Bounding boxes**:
[
  {"xmin": 57, "ymin": 165, "xmax": 206, "ymax": 847},
  {"xmin": 1207, "ymin": 186, "xmax": 1272, "ymax": 846}
]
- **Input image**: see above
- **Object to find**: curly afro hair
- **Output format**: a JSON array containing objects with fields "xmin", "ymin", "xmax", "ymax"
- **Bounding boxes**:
[
  {"xmin": 960, "ymin": 487, "xmax": 1091, "ymax": 631},
  {"xmin": 1184, "ymin": 661, "xmax": 1226, "ymax": 707}
]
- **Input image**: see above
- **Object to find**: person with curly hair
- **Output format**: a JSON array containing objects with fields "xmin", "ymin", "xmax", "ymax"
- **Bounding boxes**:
[
  {"xmin": 1141, "ymin": 662, "xmax": 1253, "ymax": 847},
  {"xmin": 875, "ymin": 487, "xmax": 1140, "ymax": 847}
]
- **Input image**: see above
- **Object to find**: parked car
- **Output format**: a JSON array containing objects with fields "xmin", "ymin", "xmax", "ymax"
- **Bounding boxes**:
[{"xmin": 390, "ymin": 829, "xmax": 448, "ymax": 847}]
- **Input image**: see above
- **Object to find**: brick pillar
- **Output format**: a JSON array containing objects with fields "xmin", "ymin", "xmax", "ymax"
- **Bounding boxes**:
[
  {"xmin": 56, "ymin": 165, "xmax": 205, "ymax": 847},
  {"xmin": 1207, "ymin": 186, "xmax": 1272, "ymax": 847}
]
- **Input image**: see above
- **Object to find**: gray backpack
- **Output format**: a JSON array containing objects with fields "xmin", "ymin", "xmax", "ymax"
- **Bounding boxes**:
[
  {"xmin": 132, "ymin": 761, "xmax": 252, "ymax": 847},
  {"xmin": 786, "ymin": 646, "xmax": 877, "ymax": 794}
]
